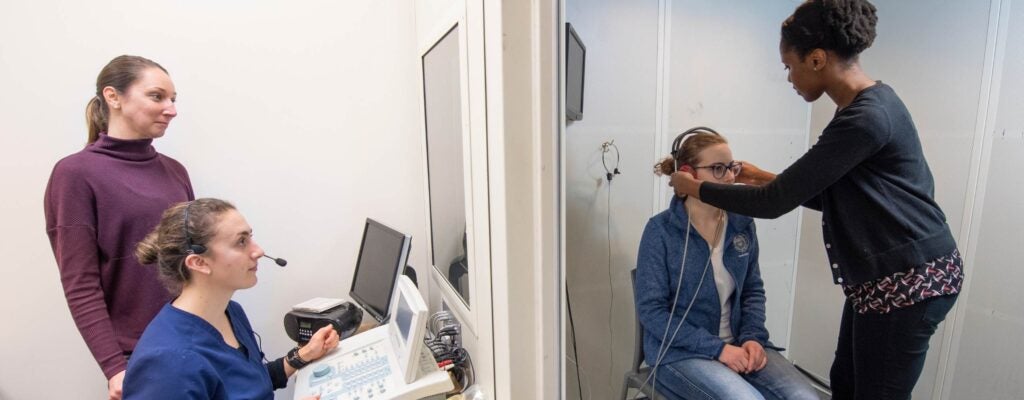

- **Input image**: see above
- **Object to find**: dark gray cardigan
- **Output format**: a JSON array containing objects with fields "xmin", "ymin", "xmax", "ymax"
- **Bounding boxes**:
[{"xmin": 700, "ymin": 83, "xmax": 958, "ymax": 285}]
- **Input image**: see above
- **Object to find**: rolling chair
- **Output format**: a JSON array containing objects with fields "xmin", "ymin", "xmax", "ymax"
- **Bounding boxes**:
[{"xmin": 621, "ymin": 269, "xmax": 668, "ymax": 400}]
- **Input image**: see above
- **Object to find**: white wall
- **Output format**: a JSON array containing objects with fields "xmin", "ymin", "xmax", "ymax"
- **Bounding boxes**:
[
  {"xmin": 788, "ymin": 100, "xmax": 842, "ymax": 381},
  {"xmin": 946, "ymin": 1, "xmax": 1024, "ymax": 398},
  {"xmin": 0, "ymin": 2, "xmax": 424, "ymax": 399},
  {"xmin": 565, "ymin": 1, "xmax": 661, "ymax": 399},
  {"xmin": 565, "ymin": 1, "xmax": 809, "ymax": 399}
]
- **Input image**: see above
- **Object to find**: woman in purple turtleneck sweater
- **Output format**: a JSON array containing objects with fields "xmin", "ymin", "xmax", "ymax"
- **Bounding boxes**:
[{"xmin": 44, "ymin": 55, "xmax": 193, "ymax": 400}]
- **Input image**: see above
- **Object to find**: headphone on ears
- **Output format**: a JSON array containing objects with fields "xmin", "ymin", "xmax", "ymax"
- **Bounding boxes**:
[
  {"xmin": 670, "ymin": 126, "xmax": 721, "ymax": 174},
  {"xmin": 184, "ymin": 201, "xmax": 207, "ymax": 255}
]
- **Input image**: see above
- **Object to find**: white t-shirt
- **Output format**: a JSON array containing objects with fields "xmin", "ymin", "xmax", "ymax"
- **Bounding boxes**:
[{"xmin": 711, "ymin": 217, "xmax": 735, "ymax": 343}]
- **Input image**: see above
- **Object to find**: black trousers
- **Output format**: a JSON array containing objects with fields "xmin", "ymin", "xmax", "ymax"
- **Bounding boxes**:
[{"xmin": 829, "ymin": 294, "xmax": 958, "ymax": 400}]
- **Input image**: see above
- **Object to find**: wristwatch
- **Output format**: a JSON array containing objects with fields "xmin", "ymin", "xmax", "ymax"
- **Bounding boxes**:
[{"xmin": 286, "ymin": 347, "xmax": 310, "ymax": 369}]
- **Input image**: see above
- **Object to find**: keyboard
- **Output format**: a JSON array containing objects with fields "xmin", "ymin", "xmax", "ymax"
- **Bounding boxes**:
[
  {"xmin": 309, "ymin": 340, "xmax": 392, "ymax": 400},
  {"xmin": 295, "ymin": 325, "xmax": 453, "ymax": 400},
  {"xmin": 293, "ymin": 297, "xmax": 347, "ymax": 313}
]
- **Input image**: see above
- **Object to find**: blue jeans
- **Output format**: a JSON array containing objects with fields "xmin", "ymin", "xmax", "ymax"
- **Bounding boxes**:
[{"xmin": 653, "ymin": 348, "xmax": 818, "ymax": 400}]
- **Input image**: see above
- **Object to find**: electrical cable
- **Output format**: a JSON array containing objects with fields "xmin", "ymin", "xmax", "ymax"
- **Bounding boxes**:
[
  {"xmin": 632, "ymin": 212, "xmax": 695, "ymax": 400},
  {"xmin": 601, "ymin": 140, "xmax": 621, "ymax": 388},
  {"xmin": 631, "ymin": 206, "xmax": 724, "ymax": 399},
  {"xmin": 252, "ymin": 330, "xmax": 269, "ymax": 363},
  {"xmin": 566, "ymin": 285, "xmax": 585, "ymax": 400},
  {"xmin": 424, "ymin": 310, "xmax": 475, "ymax": 392},
  {"xmin": 606, "ymin": 158, "xmax": 615, "ymax": 384}
]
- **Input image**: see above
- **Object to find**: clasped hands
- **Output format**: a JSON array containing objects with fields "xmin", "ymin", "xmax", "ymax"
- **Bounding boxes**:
[{"xmin": 718, "ymin": 340, "xmax": 769, "ymax": 374}]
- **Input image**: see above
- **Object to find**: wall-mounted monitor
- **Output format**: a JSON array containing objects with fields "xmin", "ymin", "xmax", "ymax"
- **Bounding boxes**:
[{"xmin": 566, "ymin": 22, "xmax": 586, "ymax": 121}]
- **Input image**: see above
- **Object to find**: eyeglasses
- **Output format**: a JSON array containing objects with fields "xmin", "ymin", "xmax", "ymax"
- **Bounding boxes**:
[{"xmin": 693, "ymin": 161, "xmax": 742, "ymax": 179}]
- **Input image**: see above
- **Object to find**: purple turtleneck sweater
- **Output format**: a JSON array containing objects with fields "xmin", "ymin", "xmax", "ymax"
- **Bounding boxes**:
[{"xmin": 44, "ymin": 133, "xmax": 194, "ymax": 379}]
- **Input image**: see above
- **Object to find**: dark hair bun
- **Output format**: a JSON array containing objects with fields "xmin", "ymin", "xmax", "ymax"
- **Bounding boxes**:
[
  {"xmin": 782, "ymin": 0, "xmax": 878, "ymax": 60},
  {"xmin": 822, "ymin": 0, "xmax": 878, "ymax": 56},
  {"xmin": 135, "ymin": 231, "xmax": 160, "ymax": 265}
]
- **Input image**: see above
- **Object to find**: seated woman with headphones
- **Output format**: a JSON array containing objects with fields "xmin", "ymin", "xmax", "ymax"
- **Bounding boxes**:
[
  {"xmin": 634, "ymin": 128, "xmax": 816, "ymax": 400},
  {"xmin": 123, "ymin": 198, "xmax": 339, "ymax": 400}
]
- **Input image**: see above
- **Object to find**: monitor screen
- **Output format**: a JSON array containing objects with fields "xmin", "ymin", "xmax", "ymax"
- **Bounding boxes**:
[
  {"xmin": 394, "ymin": 294, "xmax": 413, "ymax": 352},
  {"xmin": 387, "ymin": 275, "xmax": 429, "ymax": 384},
  {"xmin": 566, "ymin": 22, "xmax": 585, "ymax": 121},
  {"xmin": 349, "ymin": 218, "xmax": 411, "ymax": 323}
]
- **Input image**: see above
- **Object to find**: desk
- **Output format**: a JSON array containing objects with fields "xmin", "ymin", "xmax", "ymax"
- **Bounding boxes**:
[{"xmin": 355, "ymin": 314, "xmax": 380, "ymax": 335}]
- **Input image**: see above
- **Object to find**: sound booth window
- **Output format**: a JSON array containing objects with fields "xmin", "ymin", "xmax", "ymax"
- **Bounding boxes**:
[{"xmin": 421, "ymin": 24, "xmax": 471, "ymax": 306}]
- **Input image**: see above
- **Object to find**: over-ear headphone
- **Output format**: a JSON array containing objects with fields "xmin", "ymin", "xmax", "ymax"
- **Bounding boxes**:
[
  {"xmin": 601, "ymin": 140, "xmax": 621, "ymax": 182},
  {"xmin": 670, "ymin": 126, "xmax": 721, "ymax": 173},
  {"xmin": 183, "ymin": 201, "xmax": 207, "ymax": 255}
]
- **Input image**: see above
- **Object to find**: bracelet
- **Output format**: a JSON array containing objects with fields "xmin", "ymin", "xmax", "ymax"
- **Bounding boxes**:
[{"xmin": 285, "ymin": 347, "xmax": 310, "ymax": 369}]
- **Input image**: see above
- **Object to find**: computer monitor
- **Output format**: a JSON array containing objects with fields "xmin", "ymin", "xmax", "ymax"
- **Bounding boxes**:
[
  {"xmin": 388, "ymin": 275, "xmax": 428, "ymax": 384},
  {"xmin": 566, "ymin": 22, "xmax": 586, "ymax": 121},
  {"xmin": 349, "ymin": 218, "xmax": 412, "ymax": 323}
]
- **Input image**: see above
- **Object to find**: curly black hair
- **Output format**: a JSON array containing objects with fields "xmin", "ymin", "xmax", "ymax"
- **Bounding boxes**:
[{"xmin": 781, "ymin": 0, "xmax": 878, "ymax": 61}]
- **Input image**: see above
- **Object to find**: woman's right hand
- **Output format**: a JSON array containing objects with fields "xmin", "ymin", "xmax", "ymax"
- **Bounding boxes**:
[
  {"xmin": 108, "ymin": 370, "xmax": 125, "ymax": 400},
  {"xmin": 718, "ymin": 344, "xmax": 750, "ymax": 374},
  {"xmin": 299, "ymin": 326, "xmax": 341, "ymax": 362}
]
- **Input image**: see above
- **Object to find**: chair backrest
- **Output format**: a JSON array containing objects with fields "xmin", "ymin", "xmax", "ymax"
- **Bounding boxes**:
[{"xmin": 630, "ymin": 269, "xmax": 645, "ymax": 373}]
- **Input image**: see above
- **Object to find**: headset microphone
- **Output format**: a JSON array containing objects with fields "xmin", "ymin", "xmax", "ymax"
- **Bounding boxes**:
[
  {"xmin": 184, "ymin": 201, "xmax": 288, "ymax": 267},
  {"xmin": 263, "ymin": 254, "xmax": 288, "ymax": 267}
]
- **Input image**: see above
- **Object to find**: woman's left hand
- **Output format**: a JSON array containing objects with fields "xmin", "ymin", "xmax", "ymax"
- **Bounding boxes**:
[
  {"xmin": 299, "ymin": 326, "xmax": 341, "ymax": 362},
  {"xmin": 741, "ymin": 340, "xmax": 768, "ymax": 372}
]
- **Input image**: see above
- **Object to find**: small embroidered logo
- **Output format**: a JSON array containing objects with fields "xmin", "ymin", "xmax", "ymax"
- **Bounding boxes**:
[{"xmin": 733, "ymin": 233, "xmax": 750, "ymax": 253}]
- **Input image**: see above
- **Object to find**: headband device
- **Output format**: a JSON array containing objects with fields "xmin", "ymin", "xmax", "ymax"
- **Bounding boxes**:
[
  {"xmin": 670, "ymin": 126, "xmax": 720, "ymax": 172},
  {"xmin": 184, "ymin": 201, "xmax": 207, "ymax": 255}
]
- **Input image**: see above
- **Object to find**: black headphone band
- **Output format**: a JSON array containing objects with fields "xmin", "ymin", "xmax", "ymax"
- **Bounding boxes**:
[
  {"xmin": 670, "ymin": 126, "xmax": 721, "ymax": 158},
  {"xmin": 184, "ymin": 201, "xmax": 207, "ymax": 255}
]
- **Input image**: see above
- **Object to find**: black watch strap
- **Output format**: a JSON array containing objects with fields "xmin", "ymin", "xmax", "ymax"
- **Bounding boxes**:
[{"xmin": 286, "ymin": 347, "xmax": 310, "ymax": 369}]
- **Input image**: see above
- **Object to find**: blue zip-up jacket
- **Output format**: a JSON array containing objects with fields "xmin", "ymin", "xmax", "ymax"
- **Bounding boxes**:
[{"xmin": 635, "ymin": 196, "xmax": 771, "ymax": 367}]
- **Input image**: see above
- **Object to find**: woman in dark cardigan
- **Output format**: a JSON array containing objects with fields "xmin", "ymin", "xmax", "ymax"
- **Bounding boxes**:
[{"xmin": 670, "ymin": 1, "xmax": 963, "ymax": 399}]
